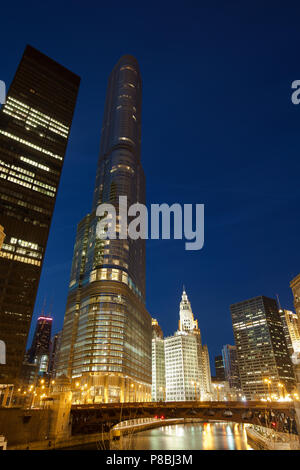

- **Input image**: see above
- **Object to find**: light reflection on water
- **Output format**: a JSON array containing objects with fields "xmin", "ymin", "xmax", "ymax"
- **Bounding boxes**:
[{"xmin": 122, "ymin": 422, "xmax": 252, "ymax": 450}]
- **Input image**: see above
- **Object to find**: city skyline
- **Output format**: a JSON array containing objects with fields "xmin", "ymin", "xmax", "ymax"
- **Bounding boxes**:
[
  {"xmin": 1, "ymin": 3, "xmax": 300, "ymax": 372},
  {"xmin": 1, "ymin": 2, "xmax": 300, "ymax": 453}
]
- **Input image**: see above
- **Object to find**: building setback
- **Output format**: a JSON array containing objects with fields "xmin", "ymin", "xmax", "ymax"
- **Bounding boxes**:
[
  {"xmin": 57, "ymin": 56, "xmax": 152, "ymax": 403},
  {"xmin": 231, "ymin": 296, "xmax": 295, "ymax": 400},
  {"xmin": 0, "ymin": 46, "xmax": 80, "ymax": 384}
]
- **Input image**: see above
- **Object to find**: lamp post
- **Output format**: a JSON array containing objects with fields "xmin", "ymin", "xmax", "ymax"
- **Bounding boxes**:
[{"xmin": 191, "ymin": 381, "xmax": 199, "ymax": 401}]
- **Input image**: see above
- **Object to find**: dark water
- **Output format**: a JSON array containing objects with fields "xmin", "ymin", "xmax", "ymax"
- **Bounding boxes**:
[{"xmin": 121, "ymin": 422, "xmax": 252, "ymax": 450}]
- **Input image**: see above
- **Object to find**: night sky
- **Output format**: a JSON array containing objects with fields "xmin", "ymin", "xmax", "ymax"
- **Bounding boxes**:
[{"xmin": 1, "ymin": 1, "xmax": 300, "ymax": 372}]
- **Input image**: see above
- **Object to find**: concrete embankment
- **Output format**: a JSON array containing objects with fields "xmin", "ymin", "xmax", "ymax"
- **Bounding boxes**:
[{"xmin": 246, "ymin": 426, "xmax": 300, "ymax": 450}]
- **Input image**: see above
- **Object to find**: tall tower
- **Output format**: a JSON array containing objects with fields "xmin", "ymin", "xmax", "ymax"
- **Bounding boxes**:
[
  {"xmin": 222, "ymin": 344, "xmax": 241, "ymax": 389},
  {"xmin": 57, "ymin": 56, "xmax": 152, "ymax": 403},
  {"xmin": 28, "ymin": 315, "xmax": 53, "ymax": 374},
  {"xmin": 179, "ymin": 288, "xmax": 199, "ymax": 333},
  {"xmin": 231, "ymin": 296, "xmax": 295, "ymax": 399},
  {"xmin": 48, "ymin": 331, "xmax": 62, "ymax": 379},
  {"xmin": 0, "ymin": 46, "xmax": 80, "ymax": 385},
  {"xmin": 164, "ymin": 288, "xmax": 212, "ymax": 401}
]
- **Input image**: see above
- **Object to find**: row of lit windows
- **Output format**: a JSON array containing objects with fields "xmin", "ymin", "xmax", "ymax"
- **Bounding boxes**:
[
  {"xmin": 110, "ymin": 164, "xmax": 134, "ymax": 174},
  {"xmin": 6, "ymin": 97, "xmax": 69, "ymax": 133},
  {"xmin": 0, "ymin": 192, "xmax": 51, "ymax": 216},
  {"xmin": 0, "ymin": 130, "xmax": 63, "ymax": 161},
  {"xmin": 0, "ymin": 250, "xmax": 41, "ymax": 266},
  {"xmin": 20, "ymin": 156, "xmax": 50, "ymax": 172},
  {"xmin": 86, "ymin": 267, "xmax": 142, "ymax": 299},
  {"xmin": 0, "ymin": 171, "xmax": 56, "ymax": 197},
  {"xmin": 2, "ymin": 244, "xmax": 42, "ymax": 259}
]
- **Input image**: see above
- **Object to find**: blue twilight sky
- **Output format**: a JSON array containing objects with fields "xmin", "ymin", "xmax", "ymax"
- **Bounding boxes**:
[{"xmin": 1, "ymin": 1, "xmax": 300, "ymax": 371}]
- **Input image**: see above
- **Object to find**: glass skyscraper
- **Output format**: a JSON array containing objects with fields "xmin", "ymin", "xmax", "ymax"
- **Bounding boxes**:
[
  {"xmin": 231, "ymin": 296, "xmax": 295, "ymax": 400},
  {"xmin": 221, "ymin": 344, "xmax": 241, "ymax": 389},
  {"xmin": 0, "ymin": 46, "xmax": 80, "ymax": 385},
  {"xmin": 57, "ymin": 56, "xmax": 152, "ymax": 403}
]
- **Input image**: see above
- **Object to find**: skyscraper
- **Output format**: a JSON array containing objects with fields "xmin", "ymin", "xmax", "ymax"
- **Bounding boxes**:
[
  {"xmin": 291, "ymin": 274, "xmax": 300, "ymax": 322},
  {"xmin": 231, "ymin": 296, "xmax": 295, "ymax": 400},
  {"xmin": 222, "ymin": 344, "xmax": 241, "ymax": 389},
  {"xmin": 28, "ymin": 315, "xmax": 52, "ymax": 374},
  {"xmin": 279, "ymin": 308, "xmax": 300, "ymax": 358},
  {"xmin": 165, "ymin": 333, "xmax": 200, "ymax": 401},
  {"xmin": 48, "ymin": 330, "xmax": 62, "ymax": 378},
  {"xmin": 164, "ymin": 288, "xmax": 212, "ymax": 401},
  {"xmin": 0, "ymin": 45, "xmax": 80, "ymax": 384},
  {"xmin": 214, "ymin": 355, "xmax": 225, "ymax": 381},
  {"xmin": 57, "ymin": 56, "xmax": 152, "ymax": 403}
]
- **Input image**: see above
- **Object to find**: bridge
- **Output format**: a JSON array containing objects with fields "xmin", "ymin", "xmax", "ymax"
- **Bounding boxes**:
[{"xmin": 71, "ymin": 401, "xmax": 298, "ymax": 436}]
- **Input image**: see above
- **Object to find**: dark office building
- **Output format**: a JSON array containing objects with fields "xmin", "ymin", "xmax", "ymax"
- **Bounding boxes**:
[
  {"xmin": 57, "ymin": 55, "xmax": 152, "ymax": 403},
  {"xmin": 215, "ymin": 355, "xmax": 225, "ymax": 381},
  {"xmin": 28, "ymin": 315, "xmax": 52, "ymax": 364},
  {"xmin": 222, "ymin": 344, "xmax": 241, "ymax": 389},
  {"xmin": 0, "ymin": 45, "xmax": 80, "ymax": 384},
  {"xmin": 231, "ymin": 296, "xmax": 295, "ymax": 400}
]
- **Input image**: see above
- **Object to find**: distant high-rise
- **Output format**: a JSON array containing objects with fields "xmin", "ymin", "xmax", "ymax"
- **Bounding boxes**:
[
  {"xmin": 57, "ymin": 56, "xmax": 152, "ymax": 403},
  {"xmin": 291, "ymin": 274, "xmax": 300, "ymax": 325},
  {"xmin": 279, "ymin": 309, "xmax": 300, "ymax": 358},
  {"xmin": 152, "ymin": 318, "xmax": 163, "ymax": 339},
  {"xmin": 214, "ymin": 355, "xmax": 225, "ymax": 381},
  {"xmin": 0, "ymin": 45, "xmax": 80, "ymax": 384},
  {"xmin": 222, "ymin": 344, "xmax": 241, "ymax": 389},
  {"xmin": 28, "ymin": 315, "xmax": 52, "ymax": 371},
  {"xmin": 231, "ymin": 296, "xmax": 295, "ymax": 399}
]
